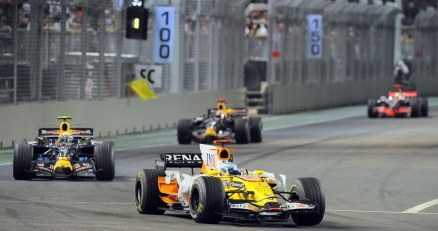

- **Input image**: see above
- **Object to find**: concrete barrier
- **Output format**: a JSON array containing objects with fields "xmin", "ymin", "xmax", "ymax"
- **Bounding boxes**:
[
  {"xmin": 0, "ymin": 90, "xmax": 244, "ymax": 148},
  {"xmin": 269, "ymin": 78, "xmax": 438, "ymax": 114},
  {"xmin": 2, "ymin": 77, "xmax": 436, "ymax": 147}
]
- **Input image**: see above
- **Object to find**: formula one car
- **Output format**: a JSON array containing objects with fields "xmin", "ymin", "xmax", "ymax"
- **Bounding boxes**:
[
  {"xmin": 177, "ymin": 99, "xmax": 262, "ymax": 144},
  {"xmin": 135, "ymin": 140, "xmax": 325, "ymax": 226},
  {"xmin": 13, "ymin": 116, "xmax": 115, "ymax": 180},
  {"xmin": 368, "ymin": 84, "xmax": 428, "ymax": 118}
]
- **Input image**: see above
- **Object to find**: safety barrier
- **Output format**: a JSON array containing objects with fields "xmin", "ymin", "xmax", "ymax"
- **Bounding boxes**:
[{"xmin": 0, "ymin": 89, "xmax": 243, "ymax": 148}]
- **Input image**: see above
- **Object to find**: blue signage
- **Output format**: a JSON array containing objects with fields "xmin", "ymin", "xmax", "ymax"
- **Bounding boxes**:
[
  {"xmin": 154, "ymin": 6, "xmax": 175, "ymax": 63},
  {"xmin": 307, "ymin": 15, "xmax": 323, "ymax": 59}
]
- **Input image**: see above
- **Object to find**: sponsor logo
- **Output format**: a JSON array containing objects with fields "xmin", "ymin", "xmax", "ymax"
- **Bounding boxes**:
[
  {"xmin": 164, "ymin": 154, "xmax": 202, "ymax": 162},
  {"xmin": 230, "ymin": 203, "xmax": 249, "ymax": 209},
  {"xmin": 256, "ymin": 183, "xmax": 270, "ymax": 189},
  {"xmin": 232, "ymin": 181, "xmax": 244, "ymax": 188}
]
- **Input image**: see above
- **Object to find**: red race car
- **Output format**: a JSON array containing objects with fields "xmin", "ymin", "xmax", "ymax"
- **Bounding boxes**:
[{"xmin": 368, "ymin": 84, "xmax": 428, "ymax": 118}]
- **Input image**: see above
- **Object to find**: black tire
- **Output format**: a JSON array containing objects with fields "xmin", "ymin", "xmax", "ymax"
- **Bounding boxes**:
[
  {"xmin": 420, "ymin": 98, "xmax": 428, "ymax": 117},
  {"xmin": 135, "ymin": 169, "xmax": 166, "ymax": 214},
  {"xmin": 367, "ymin": 99, "xmax": 378, "ymax": 118},
  {"xmin": 410, "ymin": 98, "xmax": 421, "ymax": 118},
  {"xmin": 190, "ymin": 176, "xmax": 225, "ymax": 224},
  {"xmin": 94, "ymin": 141, "xmax": 115, "ymax": 181},
  {"xmin": 289, "ymin": 177, "xmax": 325, "ymax": 226},
  {"xmin": 177, "ymin": 119, "xmax": 193, "ymax": 144},
  {"xmin": 249, "ymin": 117, "xmax": 263, "ymax": 143},
  {"xmin": 234, "ymin": 117, "xmax": 250, "ymax": 144},
  {"xmin": 13, "ymin": 142, "xmax": 34, "ymax": 180}
]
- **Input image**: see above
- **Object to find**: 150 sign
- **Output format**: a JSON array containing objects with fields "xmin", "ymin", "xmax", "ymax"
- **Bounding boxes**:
[
  {"xmin": 307, "ymin": 15, "xmax": 323, "ymax": 59},
  {"xmin": 154, "ymin": 6, "xmax": 175, "ymax": 63}
]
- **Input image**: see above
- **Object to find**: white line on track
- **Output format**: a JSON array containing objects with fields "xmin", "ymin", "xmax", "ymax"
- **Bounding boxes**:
[
  {"xmin": 0, "ymin": 223, "xmax": 160, "ymax": 230},
  {"xmin": 328, "ymin": 209, "xmax": 438, "ymax": 215},
  {"xmin": 0, "ymin": 149, "xmax": 12, "ymax": 154},
  {"xmin": 0, "ymin": 200, "xmax": 134, "ymax": 205},
  {"xmin": 402, "ymin": 199, "xmax": 438, "ymax": 214}
]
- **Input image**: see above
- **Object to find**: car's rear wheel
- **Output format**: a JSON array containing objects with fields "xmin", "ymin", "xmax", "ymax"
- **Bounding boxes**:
[
  {"xmin": 289, "ymin": 177, "xmax": 325, "ymax": 226},
  {"xmin": 249, "ymin": 117, "xmax": 262, "ymax": 143},
  {"xmin": 420, "ymin": 98, "xmax": 428, "ymax": 117},
  {"xmin": 367, "ymin": 99, "xmax": 378, "ymax": 118},
  {"xmin": 234, "ymin": 118, "xmax": 250, "ymax": 144},
  {"xmin": 13, "ymin": 142, "xmax": 34, "ymax": 180},
  {"xmin": 135, "ymin": 169, "xmax": 166, "ymax": 214},
  {"xmin": 410, "ymin": 98, "xmax": 421, "ymax": 118},
  {"xmin": 177, "ymin": 119, "xmax": 193, "ymax": 144},
  {"xmin": 94, "ymin": 141, "xmax": 115, "ymax": 181},
  {"xmin": 190, "ymin": 176, "xmax": 224, "ymax": 224}
]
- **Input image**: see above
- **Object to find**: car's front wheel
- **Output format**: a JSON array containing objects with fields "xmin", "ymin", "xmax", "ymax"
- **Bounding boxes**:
[
  {"xmin": 94, "ymin": 141, "xmax": 115, "ymax": 181},
  {"xmin": 13, "ymin": 142, "xmax": 34, "ymax": 180},
  {"xmin": 289, "ymin": 177, "xmax": 325, "ymax": 226},
  {"xmin": 190, "ymin": 176, "xmax": 224, "ymax": 223}
]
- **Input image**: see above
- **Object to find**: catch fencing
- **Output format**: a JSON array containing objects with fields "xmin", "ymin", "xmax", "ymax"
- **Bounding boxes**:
[
  {"xmin": 413, "ymin": 9, "xmax": 438, "ymax": 83},
  {"xmin": 268, "ymin": 0, "xmax": 400, "ymax": 86},
  {"xmin": 0, "ymin": 0, "xmax": 246, "ymax": 104}
]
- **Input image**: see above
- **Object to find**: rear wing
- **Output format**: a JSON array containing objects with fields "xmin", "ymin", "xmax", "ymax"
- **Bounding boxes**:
[
  {"xmin": 38, "ymin": 128, "xmax": 94, "ymax": 138},
  {"xmin": 388, "ymin": 91, "xmax": 417, "ymax": 98},
  {"xmin": 207, "ymin": 107, "xmax": 248, "ymax": 117},
  {"xmin": 156, "ymin": 153, "xmax": 203, "ymax": 170}
]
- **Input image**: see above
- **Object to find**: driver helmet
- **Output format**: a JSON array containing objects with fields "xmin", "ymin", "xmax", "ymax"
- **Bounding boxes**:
[
  {"xmin": 215, "ymin": 111, "xmax": 226, "ymax": 120},
  {"xmin": 59, "ymin": 133, "xmax": 74, "ymax": 143},
  {"xmin": 220, "ymin": 162, "xmax": 240, "ymax": 175}
]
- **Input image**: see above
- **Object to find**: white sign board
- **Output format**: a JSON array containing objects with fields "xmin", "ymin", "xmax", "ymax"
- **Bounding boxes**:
[
  {"xmin": 154, "ymin": 6, "xmax": 175, "ymax": 63},
  {"xmin": 134, "ymin": 64, "xmax": 163, "ymax": 88},
  {"xmin": 307, "ymin": 15, "xmax": 323, "ymax": 59}
]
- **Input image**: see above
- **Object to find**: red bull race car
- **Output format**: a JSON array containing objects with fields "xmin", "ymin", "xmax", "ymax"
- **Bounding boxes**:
[
  {"xmin": 177, "ymin": 99, "xmax": 262, "ymax": 144},
  {"xmin": 368, "ymin": 84, "xmax": 428, "ymax": 118},
  {"xmin": 13, "ymin": 116, "xmax": 115, "ymax": 180},
  {"xmin": 135, "ymin": 140, "xmax": 325, "ymax": 226}
]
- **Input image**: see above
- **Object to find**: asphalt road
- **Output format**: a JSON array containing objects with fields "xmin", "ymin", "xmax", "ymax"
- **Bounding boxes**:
[{"xmin": 1, "ymin": 108, "xmax": 438, "ymax": 231}]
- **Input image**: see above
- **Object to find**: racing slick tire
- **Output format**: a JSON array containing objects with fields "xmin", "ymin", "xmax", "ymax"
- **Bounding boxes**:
[
  {"xmin": 177, "ymin": 119, "xmax": 193, "ymax": 144},
  {"xmin": 249, "ymin": 117, "xmax": 263, "ymax": 143},
  {"xmin": 135, "ymin": 169, "xmax": 166, "ymax": 214},
  {"xmin": 367, "ymin": 99, "xmax": 378, "ymax": 118},
  {"xmin": 420, "ymin": 98, "xmax": 428, "ymax": 117},
  {"xmin": 234, "ymin": 117, "xmax": 250, "ymax": 144},
  {"xmin": 94, "ymin": 141, "xmax": 115, "ymax": 181},
  {"xmin": 289, "ymin": 177, "xmax": 325, "ymax": 226},
  {"xmin": 410, "ymin": 98, "xmax": 421, "ymax": 118},
  {"xmin": 13, "ymin": 142, "xmax": 34, "ymax": 180},
  {"xmin": 190, "ymin": 176, "xmax": 225, "ymax": 224}
]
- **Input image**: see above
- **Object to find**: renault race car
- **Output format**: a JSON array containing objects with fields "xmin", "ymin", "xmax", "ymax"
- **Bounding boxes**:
[
  {"xmin": 13, "ymin": 116, "xmax": 115, "ymax": 181},
  {"xmin": 135, "ymin": 140, "xmax": 325, "ymax": 226},
  {"xmin": 368, "ymin": 83, "xmax": 428, "ymax": 118},
  {"xmin": 177, "ymin": 99, "xmax": 262, "ymax": 144}
]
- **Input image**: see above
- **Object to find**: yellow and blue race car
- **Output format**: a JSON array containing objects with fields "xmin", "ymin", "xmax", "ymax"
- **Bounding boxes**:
[
  {"xmin": 13, "ymin": 116, "xmax": 115, "ymax": 181},
  {"xmin": 135, "ymin": 140, "xmax": 324, "ymax": 226},
  {"xmin": 177, "ymin": 98, "xmax": 263, "ymax": 144}
]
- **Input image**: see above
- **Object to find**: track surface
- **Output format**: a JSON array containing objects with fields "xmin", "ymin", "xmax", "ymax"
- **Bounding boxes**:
[{"xmin": 1, "ymin": 109, "xmax": 438, "ymax": 231}]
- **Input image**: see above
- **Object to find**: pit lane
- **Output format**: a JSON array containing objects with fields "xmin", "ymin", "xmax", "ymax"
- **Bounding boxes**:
[{"xmin": 0, "ymin": 107, "xmax": 438, "ymax": 231}]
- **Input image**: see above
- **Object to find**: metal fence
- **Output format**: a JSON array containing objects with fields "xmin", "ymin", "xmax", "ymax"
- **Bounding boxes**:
[
  {"xmin": 0, "ymin": 0, "xmax": 246, "ymax": 104},
  {"xmin": 268, "ymin": 0, "xmax": 400, "ymax": 86},
  {"xmin": 413, "ymin": 9, "xmax": 438, "ymax": 82}
]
